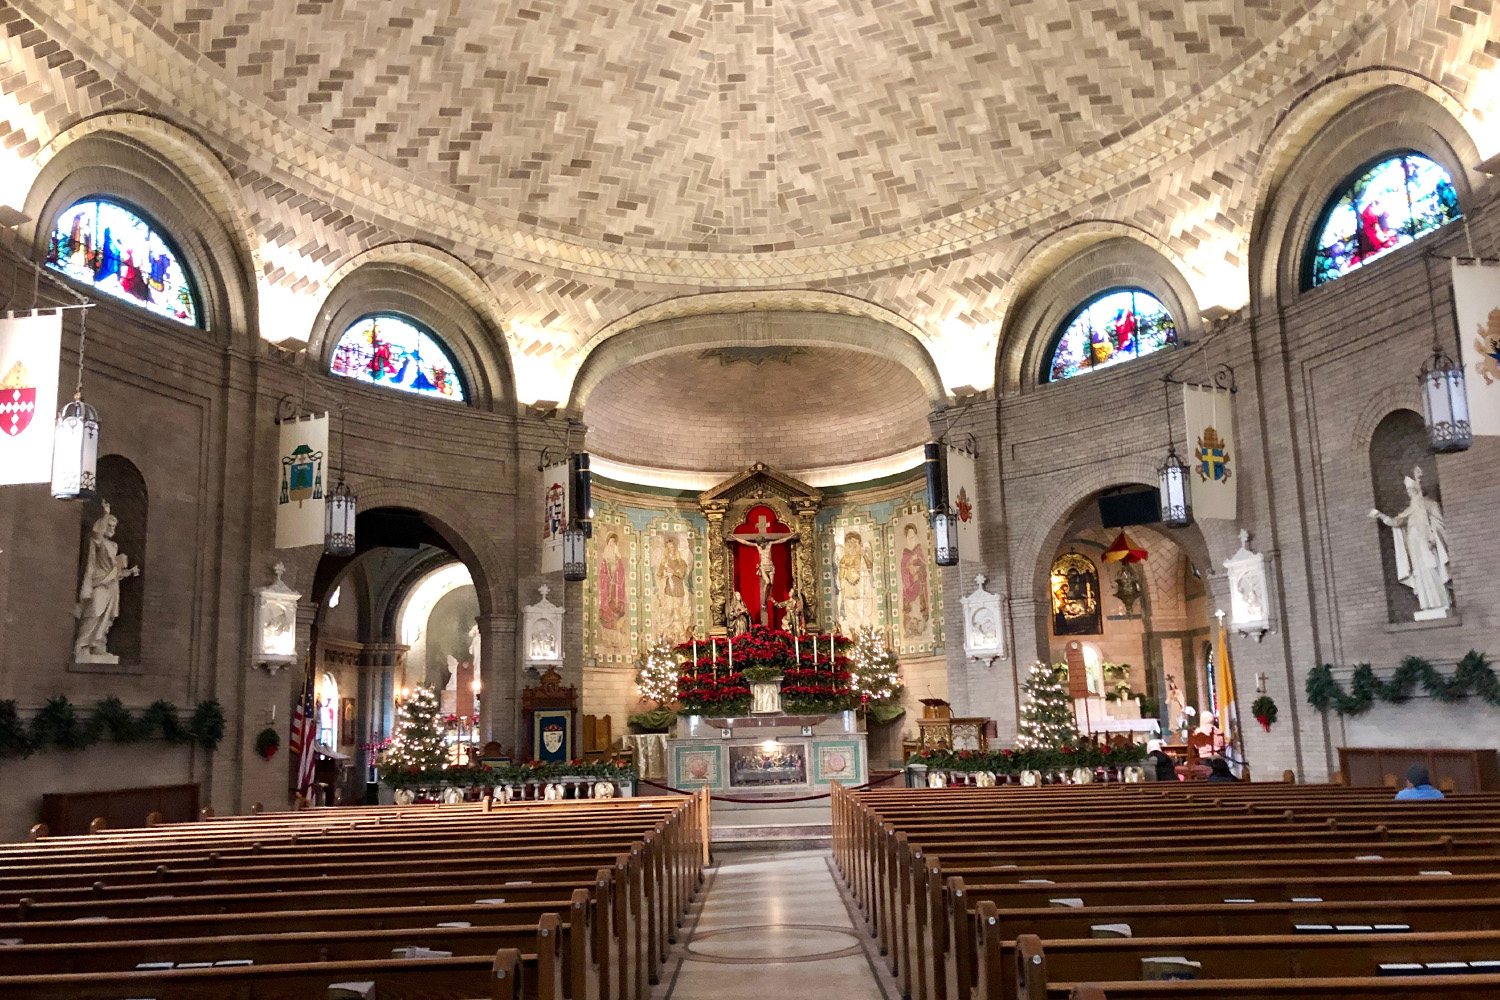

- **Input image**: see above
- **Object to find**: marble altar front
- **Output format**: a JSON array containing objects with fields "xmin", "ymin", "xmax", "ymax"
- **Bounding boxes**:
[{"xmin": 668, "ymin": 711, "xmax": 868, "ymax": 800}]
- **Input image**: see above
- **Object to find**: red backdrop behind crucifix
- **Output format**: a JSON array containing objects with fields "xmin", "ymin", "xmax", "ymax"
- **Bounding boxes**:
[{"xmin": 730, "ymin": 504, "xmax": 796, "ymax": 628}]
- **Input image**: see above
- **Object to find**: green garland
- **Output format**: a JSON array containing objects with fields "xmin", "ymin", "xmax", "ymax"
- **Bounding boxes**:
[
  {"xmin": 907, "ymin": 739, "xmax": 1147, "ymax": 775},
  {"xmin": 384, "ymin": 758, "xmax": 636, "ymax": 789},
  {"xmin": 1305, "ymin": 651, "xmax": 1499, "ymax": 717},
  {"xmin": 0, "ymin": 696, "xmax": 227, "ymax": 759}
]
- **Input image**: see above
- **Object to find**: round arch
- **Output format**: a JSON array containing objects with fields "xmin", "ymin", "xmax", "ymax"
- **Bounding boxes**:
[
  {"xmin": 995, "ymin": 230, "xmax": 1203, "ymax": 393},
  {"xmin": 309, "ymin": 244, "xmax": 517, "ymax": 412},
  {"xmin": 24, "ymin": 112, "xmax": 260, "ymax": 342},
  {"xmin": 568, "ymin": 290, "xmax": 947, "ymax": 412},
  {"xmin": 1247, "ymin": 76, "xmax": 1482, "ymax": 311}
]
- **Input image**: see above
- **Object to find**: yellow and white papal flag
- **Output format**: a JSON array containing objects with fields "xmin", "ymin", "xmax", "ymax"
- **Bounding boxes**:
[
  {"xmin": 1182, "ymin": 385, "xmax": 1236, "ymax": 520},
  {"xmin": 946, "ymin": 446, "xmax": 980, "ymax": 561},
  {"xmin": 1449, "ymin": 259, "xmax": 1500, "ymax": 436},
  {"xmin": 275, "ymin": 412, "xmax": 329, "ymax": 548},
  {"xmin": 0, "ymin": 311, "xmax": 63, "ymax": 486}
]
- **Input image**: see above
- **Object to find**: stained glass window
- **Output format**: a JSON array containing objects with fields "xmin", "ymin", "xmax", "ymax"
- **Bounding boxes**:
[
  {"xmin": 1046, "ymin": 288, "xmax": 1177, "ymax": 382},
  {"xmin": 329, "ymin": 313, "xmax": 467, "ymax": 402},
  {"xmin": 1308, "ymin": 153, "xmax": 1460, "ymax": 287},
  {"xmin": 45, "ymin": 199, "xmax": 199, "ymax": 326}
]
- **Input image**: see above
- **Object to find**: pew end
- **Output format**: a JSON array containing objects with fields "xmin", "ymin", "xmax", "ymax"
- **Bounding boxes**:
[
  {"xmin": 1070, "ymin": 987, "xmax": 1108, "ymax": 1000},
  {"xmin": 27, "ymin": 823, "xmax": 47, "ymax": 842},
  {"xmin": 87, "ymin": 817, "xmax": 107, "ymax": 835},
  {"xmin": 492, "ymin": 946, "xmax": 524, "ymax": 1000}
]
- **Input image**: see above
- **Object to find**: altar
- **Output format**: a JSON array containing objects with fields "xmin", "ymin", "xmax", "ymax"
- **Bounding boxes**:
[{"xmin": 668, "ymin": 712, "xmax": 868, "ymax": 799}]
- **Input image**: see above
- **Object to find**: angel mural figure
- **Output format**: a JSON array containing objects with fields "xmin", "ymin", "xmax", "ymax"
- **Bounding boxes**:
[
  {"xmin": 837, "ymin": 529, "xmax": 877, "ymax": 628},
  {"xmin": 651, "ymin": 533, "xmax": 691, "ymax": 640},
  {"xmin": 1369, "ymin": 466, "xmax": 1452, "ymax": 618}
]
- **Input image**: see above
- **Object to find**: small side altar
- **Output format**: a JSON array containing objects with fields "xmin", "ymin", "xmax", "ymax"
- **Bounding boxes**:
[{"xmin": 665, "ymin": 623, "xmax": 872, "ymax": 800}]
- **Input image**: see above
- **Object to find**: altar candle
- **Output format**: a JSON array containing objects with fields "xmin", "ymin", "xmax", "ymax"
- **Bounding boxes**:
[
  {"xmin": 692, "ymin": 638, "xmax": 698, "ymax": 667},
  {"xmin": 794, "ymin": 633, "xmax": 800, "ymax": 667},
  {"xmin": 728, "ymin": 634, "xmax": 733, "ymax": 671}
]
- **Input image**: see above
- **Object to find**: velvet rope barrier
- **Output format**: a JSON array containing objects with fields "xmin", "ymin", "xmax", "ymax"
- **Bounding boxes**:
[{"xmin": 635, "ymin": 768, "xmax": 902, "ymax": 803}]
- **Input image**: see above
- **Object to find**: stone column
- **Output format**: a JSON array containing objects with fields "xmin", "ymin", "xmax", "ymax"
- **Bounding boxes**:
[
  {"xmin": 478, "ymin": 612, "xmax": 520, "ymax": 751},
  {"xmin": 703, "ymin": 504, "xmax": 728, "ymax": 633}
]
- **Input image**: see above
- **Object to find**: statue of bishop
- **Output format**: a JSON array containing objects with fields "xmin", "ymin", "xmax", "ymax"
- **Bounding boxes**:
[{"xmin": 1369, "ymin": 466, "xmax": 1452, "ymax": 620}]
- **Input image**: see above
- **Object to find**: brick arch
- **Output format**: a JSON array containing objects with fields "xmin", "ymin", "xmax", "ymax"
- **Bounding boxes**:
[
  {"xmin": 1245, "ymin": 74, "xmax": 1481, "ymax": 310},
  {"xmin": 567, "ymin": 298, "xmax": 947, "ymax": 415},
  {"xmin": 26, "ymin": 112, "xmax": 261, "ymax": 341},
  {"xmin": 1350, "ymin": 384, "xmax": 1425, "ymax": 454},
  {"xmin": 995, "ymin": 228, "xmax": 1203, "ymax": 393},
  {"xmin": 348, "ymin": 482, "xmax": 512, "ymax": 619}
]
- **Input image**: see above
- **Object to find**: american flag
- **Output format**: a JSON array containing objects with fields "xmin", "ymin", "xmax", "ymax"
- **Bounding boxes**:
[{"xmin": 290, "ymin": 670, "xmax": 317, "ymax": 797}]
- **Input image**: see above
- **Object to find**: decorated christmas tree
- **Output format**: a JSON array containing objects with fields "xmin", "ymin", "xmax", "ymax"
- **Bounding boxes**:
[
  {"xmin": 1015, "ymin": 662, "xmax": 1079, "ymax": 750},
  {"xmin": 847, "ymin": 626, "xmax": 904, "ymax": 714},
  {"xmin": 384, "ymin": 685, "xmax": 449, "ymax": 770},
  {"xmin": 635, "ymin": 635, "xmax": 679, "ymax": 707}
]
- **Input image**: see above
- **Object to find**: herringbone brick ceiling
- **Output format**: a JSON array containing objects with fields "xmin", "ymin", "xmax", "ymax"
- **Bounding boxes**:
[{"xmin": 152, "ymin": 0, "xmax": 1286, "ymax": 252}]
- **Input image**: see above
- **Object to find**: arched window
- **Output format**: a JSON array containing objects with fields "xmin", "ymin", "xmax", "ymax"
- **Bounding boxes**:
[
  {"xmin": 329, "ymin": 314, "xmax": 467, "ymax": 402},
  {"xmin": 45, "ymin": 199, "xmax": 200, "ymax": 327},
  {"xmin": 1307, "ymin": 153, "xmax": 1460, "ymax": 287},
  {"xmin": 1046, "ymin": 288, "xmax": 1177, "ymax": 382}
]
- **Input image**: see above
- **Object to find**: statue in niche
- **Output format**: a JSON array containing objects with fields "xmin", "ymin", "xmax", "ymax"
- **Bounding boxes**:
[
  {"xmin": 725, "ymin": 590, "xmax": 752, "ymax": 637},
  {"xmin": 73, "ymin": 502, "xmax": 140, "ymax": 662},
  {"xmin": 1369, "ymin": 466, "xmax": 1452, "ymax": 620}
]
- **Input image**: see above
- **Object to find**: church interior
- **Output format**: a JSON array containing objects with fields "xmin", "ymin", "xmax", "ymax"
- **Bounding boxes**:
[{"xmin": 3, "ymin": 0, "xmax": 1500, "ymax": 997}]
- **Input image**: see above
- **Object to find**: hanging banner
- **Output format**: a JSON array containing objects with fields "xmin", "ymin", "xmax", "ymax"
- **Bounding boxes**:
[
  {"xmin": 1182, "ymin": 385, "xmax": 1236, "ymax": 520},
  {"xmin": 275, "ymin": 412, "xmax": 328, "ymax": 548},
  {"xmin": 1449, "ymin": 259, "xmax": 1500, "ymax": 435},
  {"xmin": 539, "ymin": 460, "xmax": 570, "ymax": 573},
  {"xmin": 0, "ymin": 311, "xmax": 63, "ymax": 486},
  {"xmin": 946, "ymin": 446, "xmax": 980, "ymax": 561}
]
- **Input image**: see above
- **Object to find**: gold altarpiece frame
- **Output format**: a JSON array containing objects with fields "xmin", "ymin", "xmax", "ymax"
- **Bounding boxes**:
[{"xmin": 698, "ymin": 463, "xmax": 823, "ymax": 636}]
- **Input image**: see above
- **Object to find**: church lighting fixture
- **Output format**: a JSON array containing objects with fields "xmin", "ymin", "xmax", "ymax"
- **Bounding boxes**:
[
  {"xmin": 1157, "ymin": 384, "xmax": 1192, "ymax": 528},
  {"xmin": 573, "ymin": 451, "xmax": 593, "ymax": 537},
  {"xmin": 924, "ymin": 442, "xmax": 960, "ymax": 566},
  {"xmin": 325, "ymin": 407, "xmax": 357, "ymax": 555},
  {"xmin": 562, "ymin": 526, "xmax": 587, "ymax": 582},
  {"xmin": 1419, "ymin": 345, "xmax": 1471, "ymax": 453},
  {"xmin": 51, "ymin": 307, "xmax": 98, "ymax": 501}
]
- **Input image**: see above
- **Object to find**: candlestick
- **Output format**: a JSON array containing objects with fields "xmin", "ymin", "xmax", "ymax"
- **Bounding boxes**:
[
  {"xmin": 794, "ymin": 633, "xmax": 800, "ymax": 668},
  {"xmin": 692, "ymin": 638, "xmax": 698, "ymax": 667},
  {"xmin": 728, "ymin": 634, "xmax": 733, "ymax": 671}
]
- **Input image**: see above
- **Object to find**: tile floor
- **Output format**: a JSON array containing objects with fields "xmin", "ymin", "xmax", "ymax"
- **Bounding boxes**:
[{"xmin": 657, "ymin": 849, "xmax": 895, "ymax": 999}]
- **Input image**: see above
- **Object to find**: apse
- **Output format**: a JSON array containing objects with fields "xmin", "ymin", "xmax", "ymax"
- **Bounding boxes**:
[{"xmin": 582, "ymin": 341, "xmax": 931, "ymax": 486}]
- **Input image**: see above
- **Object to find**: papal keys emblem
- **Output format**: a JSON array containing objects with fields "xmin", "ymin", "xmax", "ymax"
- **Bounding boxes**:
[
  {"xmin": 1195, "ymin": 425, "xmax": 1231, "ymax": 484},
  {"xmin": 0, "ymin": 361, "xmax": 36, "ymax": 438},
  {"xmin": 542, "ymin": 722, "xmax": 564, "ymax": 755}
]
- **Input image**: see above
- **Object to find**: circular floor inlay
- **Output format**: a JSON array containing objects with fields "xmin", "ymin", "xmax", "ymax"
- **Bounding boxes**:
[{"xmin": 684, "ymin": 923, "xmax": 863, "ymax": 964}]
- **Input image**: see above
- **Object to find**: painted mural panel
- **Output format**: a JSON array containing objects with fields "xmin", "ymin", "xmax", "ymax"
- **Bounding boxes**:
[
  {"xmin": 589, "ymin": 515, "xmax": 637, "ymax": 663},
  {"xmin": 892, "ymin": 510, "xmax": 935, "ymax": 650},
  {"xmin": 648, "ymin": 526, "xmax": 695, "ymax": 642},
  {"xmin": 831, "ymin": 522, "xmax": 881, "ymax": 631}
]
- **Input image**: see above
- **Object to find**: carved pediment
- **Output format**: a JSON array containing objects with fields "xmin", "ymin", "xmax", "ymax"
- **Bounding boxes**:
[{"xmin": 698, "ymin": 462, "xmax": 823, "ymax": 510}]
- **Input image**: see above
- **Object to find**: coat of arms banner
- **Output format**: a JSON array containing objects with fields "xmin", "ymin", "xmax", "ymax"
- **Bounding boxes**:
[
  {"xmin": 275, "ymin": 412, "xmax": 329, "ymax": 548},
  {"xmin": 0, "ymin": 311, "xmax": 63, "ymax": 486},
  {"xmin": 946, "ymin": 446, "xmax": 980, "ymax": 561},
  {"xmin": 1450, "ymin": 259, "xmax": 1500, "ymax": 436},
  {"xmin": 1182, "ymin": 385, "xmax": 1235, "ymax": 520},
  {"xmin": 539, "ymin": 461, "xmax": 570, "ymax": 573}
]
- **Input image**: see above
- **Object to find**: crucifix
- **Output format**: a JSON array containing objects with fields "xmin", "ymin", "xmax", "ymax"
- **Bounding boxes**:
[{"xmin": 729, "ymin": 514, "xmax": 797, "ymax": 626}]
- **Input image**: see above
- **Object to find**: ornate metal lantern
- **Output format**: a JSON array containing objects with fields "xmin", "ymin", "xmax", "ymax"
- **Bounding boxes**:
[
  {"xmin": 1157, "ymin": 445, "xmax": 1192, "ymax": 528},
  {"xmin": 573, "ymin": 451, "xmax": 593, "ymax": 537},
  {"xmin": 51, "ymin": 395, "xmax": 98, "ymax": 500},
  {"xmin": 562, "ymin": 526, "xmax": 587, "ymax": 582},
  {"xmin": 325, "ymin": 479, "xmax": 357, "ymax": 555},
  {"xmin": 1420, "ymin": 347, "xmax": 1472, "ymax": 453},
  {"xmin": 51, "ymin": 310, "xmax": 98, "ymax": 501},
  {"xmin": 932, "ymin": 509, "xmax": 959, "ymax": 566}
]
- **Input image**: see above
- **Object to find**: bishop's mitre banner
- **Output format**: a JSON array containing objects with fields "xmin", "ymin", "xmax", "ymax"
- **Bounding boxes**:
[
  {"xmin": 0, "ymin": 311, "xmax": 63, "ymax": 486},
  {"xmin": 1182, "ymin": 384, "xmax": 1236, "ymax": 520},
  {"xmin": 275, "ymin": 412, "xmax": 329, "ymax": 548},
  {"xmin": 946, "ymin": 445, "xmax": 980, "ymax": 561},
  {"xmin": 1449, "ymin": 259, "xmax": 1500, "ymax": 436},
  {"xmin": 539, "ymin": 460, "xmax": 570, "ymax": 573}
]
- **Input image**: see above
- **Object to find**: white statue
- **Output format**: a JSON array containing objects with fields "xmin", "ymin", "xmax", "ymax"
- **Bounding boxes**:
[
  {"xmin": 1369, "ymin": 466, "xmax": 1452, "ymax": 620},
  {"xmin": 468, "ymin": 622, "xmax": 482, "ymax": 670},
  {"xmin": 73, "ymin": 502, "xmax": 139, "ymax": 663}
]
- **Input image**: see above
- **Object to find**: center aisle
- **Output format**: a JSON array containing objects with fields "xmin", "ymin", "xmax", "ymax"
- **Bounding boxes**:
[{"xmin": 658, "ymin": 848, "xmax": 893, "ymax": 999}]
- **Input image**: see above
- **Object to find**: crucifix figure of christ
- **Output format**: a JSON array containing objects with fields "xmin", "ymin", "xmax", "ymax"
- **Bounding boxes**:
[{"xmin": 729, "ymin": 514, "xmax": 797, "ymax": 626}]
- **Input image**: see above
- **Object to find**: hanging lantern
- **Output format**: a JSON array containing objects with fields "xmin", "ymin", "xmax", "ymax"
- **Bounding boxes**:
[
  {"xmin": 573, "ymin": 452, "xmax": 593, "ymax": 538},
  {"xmin": 325, "ymin": 479, "xmax": 357, "ymax": 555},
  {"xmin": 932, "ymin": 508, "xmax": 959, "ymax": 567},
  {"xmin": 1157, "ymin": 445, "xmax": 1192, "ymax": 528},
  {"xmin": 1419, "ymin": 348, "xmax": 1472, "ymax": 453},
  {"xmin": 50, "ymin": 395, "xmax": 99, "ymax": 500},
  {"xmin": 562, "ymin": 526, "xmax": 587, "ymax": 582}
]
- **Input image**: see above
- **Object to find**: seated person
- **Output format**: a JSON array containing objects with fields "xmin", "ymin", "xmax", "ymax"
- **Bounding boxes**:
[
  {"xmin": 1145, "ymin": 739, "xmax": 1177, "ymax": 782},
  {"xmin": 1206, "ymin": 757, "xmax": 1238, "ymax": 783},
  {"xmin": 1395, "ymin": 763, "xmax": 1445, "ymax": 800}
]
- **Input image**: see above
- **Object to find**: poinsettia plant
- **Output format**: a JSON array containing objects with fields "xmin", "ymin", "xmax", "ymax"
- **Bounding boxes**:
[{"xmin": 674, "ymin": 626, "xmax": 858, "ymax": 715}]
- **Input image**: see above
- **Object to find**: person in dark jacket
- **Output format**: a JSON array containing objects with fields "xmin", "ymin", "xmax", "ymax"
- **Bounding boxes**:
[
  {"xmin": 1146, "ymin": 739, "xmax": 1177, "ymax": 782},
  {"xmin": 1206, "ymin": 757, "xmax": 1238, "ymax": 783}
]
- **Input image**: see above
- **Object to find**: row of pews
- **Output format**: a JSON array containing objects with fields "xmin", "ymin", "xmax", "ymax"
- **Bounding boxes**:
[
  {"xmin": 0, "ymin": 791, "xmax": 710, "ymax": 1000},
  {"xmin": 830, "ymin": 779, "xmax": 1500, "ymax": 999}
]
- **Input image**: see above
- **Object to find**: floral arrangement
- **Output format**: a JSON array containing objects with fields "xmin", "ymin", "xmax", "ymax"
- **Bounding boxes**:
[
  {"xmin": 254, "ymin": 726, "xmax": 281, "ymax": 761},
  {"xmin": 906, "ymin": 738, "xmax": 1147, "ymax": 776},
  {"xmin": 384, "ymin": 756, "xmax": 636, "ymax": 789},
  {"xmin": 674, "ymin": 625, "xmax": 856, "ymax": 716},
  {"xmin": 1251, "ymin": 695, "xmax": 1279, "ymax": 731}
]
